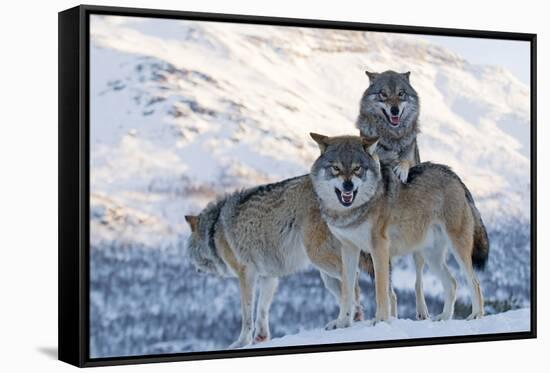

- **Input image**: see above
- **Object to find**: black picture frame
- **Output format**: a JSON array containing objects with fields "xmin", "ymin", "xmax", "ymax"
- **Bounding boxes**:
[{"xmin": 58, "ymin": 4, "xmax": 537, "ymax": 368}]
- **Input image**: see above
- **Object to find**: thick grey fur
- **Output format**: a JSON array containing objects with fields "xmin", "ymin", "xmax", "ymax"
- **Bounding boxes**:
[{"xmin": 356, "ymin": 70, "xmax": 420, "ymax": 165}]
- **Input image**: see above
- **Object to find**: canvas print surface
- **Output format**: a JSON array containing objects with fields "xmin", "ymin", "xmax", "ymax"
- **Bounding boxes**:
[{"xmin": 89, "ymin": 15, "xmax": 531, "ymax": 358}]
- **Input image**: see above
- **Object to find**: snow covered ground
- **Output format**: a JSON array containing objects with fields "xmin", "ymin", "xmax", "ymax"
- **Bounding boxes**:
[
  {"xmin": 88, "ymin": 15, "xmax": 532, "ymax": 358},
  {"xmin": 250, "ymin": 309, "xmax": 530, "ymax": 349}
]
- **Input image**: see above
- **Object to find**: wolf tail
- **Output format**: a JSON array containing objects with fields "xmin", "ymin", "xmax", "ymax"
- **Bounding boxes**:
[
  {"xmin": 359, "ymin": 251, "xmax": 375, "ymax": 278},
  {"xmin": 463, "ymin": 186, "xmax": 490, "ymax": 270}
]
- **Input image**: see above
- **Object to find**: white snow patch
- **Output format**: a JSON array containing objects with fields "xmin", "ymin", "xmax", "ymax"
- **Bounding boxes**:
[{"xmin": 249, "ymin": 309, "xmax": 530, "ymax": 349}]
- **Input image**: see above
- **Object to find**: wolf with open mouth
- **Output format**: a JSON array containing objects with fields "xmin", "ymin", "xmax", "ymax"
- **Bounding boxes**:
[
  {"xmin": 356, "ymin": 70, "xmax": 420, "ymax": 184},
  {"xmin": 310, "ymin": 134, "xmax": 489, "ymax": 328},
  {"xmin": 184, "ymin": 173, "xmax": 377, "ymax": 348},
  {"xmin": 356, "ymin": 70, "xmax": 432, "ymax": 319}
]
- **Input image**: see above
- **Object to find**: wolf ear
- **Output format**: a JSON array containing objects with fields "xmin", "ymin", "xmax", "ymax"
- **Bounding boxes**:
[
  {"xmin": 402, "ymin": 71, "xmax": 411, "ymax": 81},
  {"xmin": 365, "ymin": 71, "xmax": 379, "ymax": 83},
  {"xmin": 361, "ymin": 136, "xmax": 379, "ymax": 156},
  {"xmin": 310, "ymin": 132, "xmax": 330, "ymax": 153},
  {"xmin": 185, "ymin": 215, "xmax": 199, "ymax": 232}
]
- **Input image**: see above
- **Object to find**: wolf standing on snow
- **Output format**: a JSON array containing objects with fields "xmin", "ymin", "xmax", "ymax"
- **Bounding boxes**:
[
  {"xmin": 185, "ymin": 177, "xmax": 375, "ymax": 348},
  {"xmin": 356, "ymin": 70, "xmax": 431, "ymax": 319},
  {"xmin": 309, "ymin": 134, "xmax": 489, "ymax": 327},
  {"xmin": 355, "ymin": 70, "xmax": 489, "ymax": 320}
]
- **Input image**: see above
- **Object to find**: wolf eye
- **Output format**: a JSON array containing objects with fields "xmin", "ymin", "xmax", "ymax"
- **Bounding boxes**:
[
  {"xmin": 398, "ymin": 91, "xmax": 406, "ymax": 99},
  {"xmin": 379, "ymin": 91, "xmax": 388, "ymax": 100},
  {"xmin": 353, "ymin": 166, "xmax": 362, "ymax": 174},
  {"xmin": 331, "ymin": 165, "xmax": 341, "ymax": 173}
]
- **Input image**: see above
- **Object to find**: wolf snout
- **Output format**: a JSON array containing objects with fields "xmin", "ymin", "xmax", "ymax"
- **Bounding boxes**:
[
  {"xmin": 342, "ymin": 180, "xmax": 354, "ymax": 192},
  {"xmin": 335, "ymin": 180, "xmax": 357, "ymax": 207},
  {"xmin": 389, "ymin": 106, "xmax": 401, "ymax": 126}
]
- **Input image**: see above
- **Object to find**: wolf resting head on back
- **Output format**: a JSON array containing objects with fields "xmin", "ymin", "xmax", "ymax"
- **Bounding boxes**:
[{"xmin": 356, "ymin": 70, "xmax": 420, "ymax": 182}]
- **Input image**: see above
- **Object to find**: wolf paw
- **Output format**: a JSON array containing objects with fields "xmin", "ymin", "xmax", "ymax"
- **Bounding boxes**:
[
  {"xmin": 466, "ymin": 311, "xmax": 483, "ymax": 321},
  {"xmin": 354, "ymin": 307, "xmax": 365, "ymax": 322},
  {"xmin": 416, "ymin": 310, "xmax": 430, "ymax": 320},
  {"xmin": 372, "ymin": 316, "xmax": 394, "ymax": 326},
  {"xmin": 432, "ymin": 312, "xmax": 452, "ymax": 322},
  {"xmin": 228, "ymin": 337, "xmax": 252, "ymax": 349},
  {"xmin": 253, "ymin": 333, "xmax": 270, "ymax": 344},
  {"xmin": 393, "ymin": 161, "xmax": 410, "ymax": 183},
  {"xmin": 253, "ymin": 324, "xmax": 270, "ymax": 344},
  {"xmin": 374, "ymin": 310, "xmax": 392, "ymax": 324},
  {"xmin": 325, "ymin": 316, "xmax": 352, "ymax": 330},
  {"xmin": 325, "ymin": 320, "xmax": 338, "ymax": 330}
]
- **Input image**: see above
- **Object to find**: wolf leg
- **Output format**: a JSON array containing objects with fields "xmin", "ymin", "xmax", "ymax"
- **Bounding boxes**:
[
  {"xmin": 320, "ymin": 271, "xmax": 340, "ymax": 299},
  {"xmin": 390, "ymin": 283, "xmax": 398, "ymax": 319},
  {"xmin": 464, "ymin": 273, "xmax": 484, "ymax": 320},
  {"xmin": 394, "ymin": 139, "xmax": 418, "ymax": 183},
  {"xmin": 371, "ymin": 238, "xmax": 391, "ymax": 323},
  {"xmin": 229, "ymin": 268, "xmax": 257, "ymax": 349},
  {"xmin": 393, "ymin": 160, "xmax": 410, "ymax": 183},
  {"xmin": 449, "ymin": 234, "xmax": 484, "ymax": 320},
  {"xmin": 325, "ymin": 244, "xmax": 360, "ymax": 330},
  {"xmin": 413, "ymin": 253, "xmax": 430, "ymax": 320},
  {"xmin": 253, "ymin": 276, "xmax": 278, "ymax": 344},
  {"xmin": 320, "ymin": 271, "xmax": 363, "ymax": 322},
  {"xmin": 424, "ymin": 253, "xmax": 456, "ymax": 321},
  {"xmin": 354, "ymin": 276, "xmax": 365, "ymax": 321}
]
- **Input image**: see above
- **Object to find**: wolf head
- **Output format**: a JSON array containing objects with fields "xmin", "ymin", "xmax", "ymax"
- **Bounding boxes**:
[
  {"xmin": 310, "ymin": 133, "xmax": 381, "ymax": 211},
  {"xmin": 184, "ymin": 200, "xmax": 229, "ymax": 276},
  {"xmin": 358, "ymin": 70, "xmax": 419, "ymax": 139}
]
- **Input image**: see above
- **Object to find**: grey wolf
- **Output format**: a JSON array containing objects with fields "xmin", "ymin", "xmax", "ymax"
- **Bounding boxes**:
[
  {"xmin": 355, "ymin": 70, "xmax": 430, "ymax": 320},
  {"xmin": 356, "ymin": 71, "xmax": 429, "ymax": 319},
  {"xmin": 356, "ymin": 70, "xmax": 420, "ymax": 183},
  {"xmin": 355, "ymin": 70, "xmax": 489, "ymax": 321},
  {"xmin": 309, "ymin": 134, "xmax": 489, "ymax": 328},
  {"xmin": 185, "ymin": 176, "xmax": 375, "ymax": 348}
]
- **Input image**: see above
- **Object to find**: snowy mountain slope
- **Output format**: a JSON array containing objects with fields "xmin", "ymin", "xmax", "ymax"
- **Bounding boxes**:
[
  {"xmin": 90, "ymin": 15, "xmax": 531, "ymax": 238},
  {"xmin": 88, "ymin": 15, "xmax": 532, "ymax": 357},
  {"xmin": 249, "ymin": 308, "xmax": 530, "ymax": 349}
]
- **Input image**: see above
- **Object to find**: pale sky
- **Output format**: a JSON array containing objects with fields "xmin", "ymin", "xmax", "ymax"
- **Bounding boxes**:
[{"xmin": 417, "ymin": 35, "xmax": 531, "ymax": 85}]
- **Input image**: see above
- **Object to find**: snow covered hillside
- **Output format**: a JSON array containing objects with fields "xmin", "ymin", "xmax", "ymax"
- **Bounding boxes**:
[
  {"xmin": 250, "ymin": 308, "xmax": 530, "ymax": 349},
  {"xmin": 89, "ymin": 15, "xmax": 532, "ymax": 358}
]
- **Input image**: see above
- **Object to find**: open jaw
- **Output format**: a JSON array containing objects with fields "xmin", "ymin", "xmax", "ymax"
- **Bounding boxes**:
[
  {"xmin": 334, "ymin": 187, "xmax": 358, "ymax": 207},
  {"xmin": 382, "ymin": 108, "xmax": 401, "ymax": 127}
]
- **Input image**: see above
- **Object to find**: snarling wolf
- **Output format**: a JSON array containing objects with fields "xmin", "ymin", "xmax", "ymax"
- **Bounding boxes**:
[
  {"xmin": 356, "ymin": 70, "xmax": 420, "ymax": 183},
  {"xmin": 355, "ymin": 70, "xmax": 489, "ymax": 320},
  {"xmin": 185, "ymin": 176, "xmax": 376, "ymax": 348},
  {"xmin": 356, "ymin": 71, "xmax": 427, "ymax": 318},
  {"xmin": 310, "ymin": 134, "xmax": 489, "ymax": 328}
]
